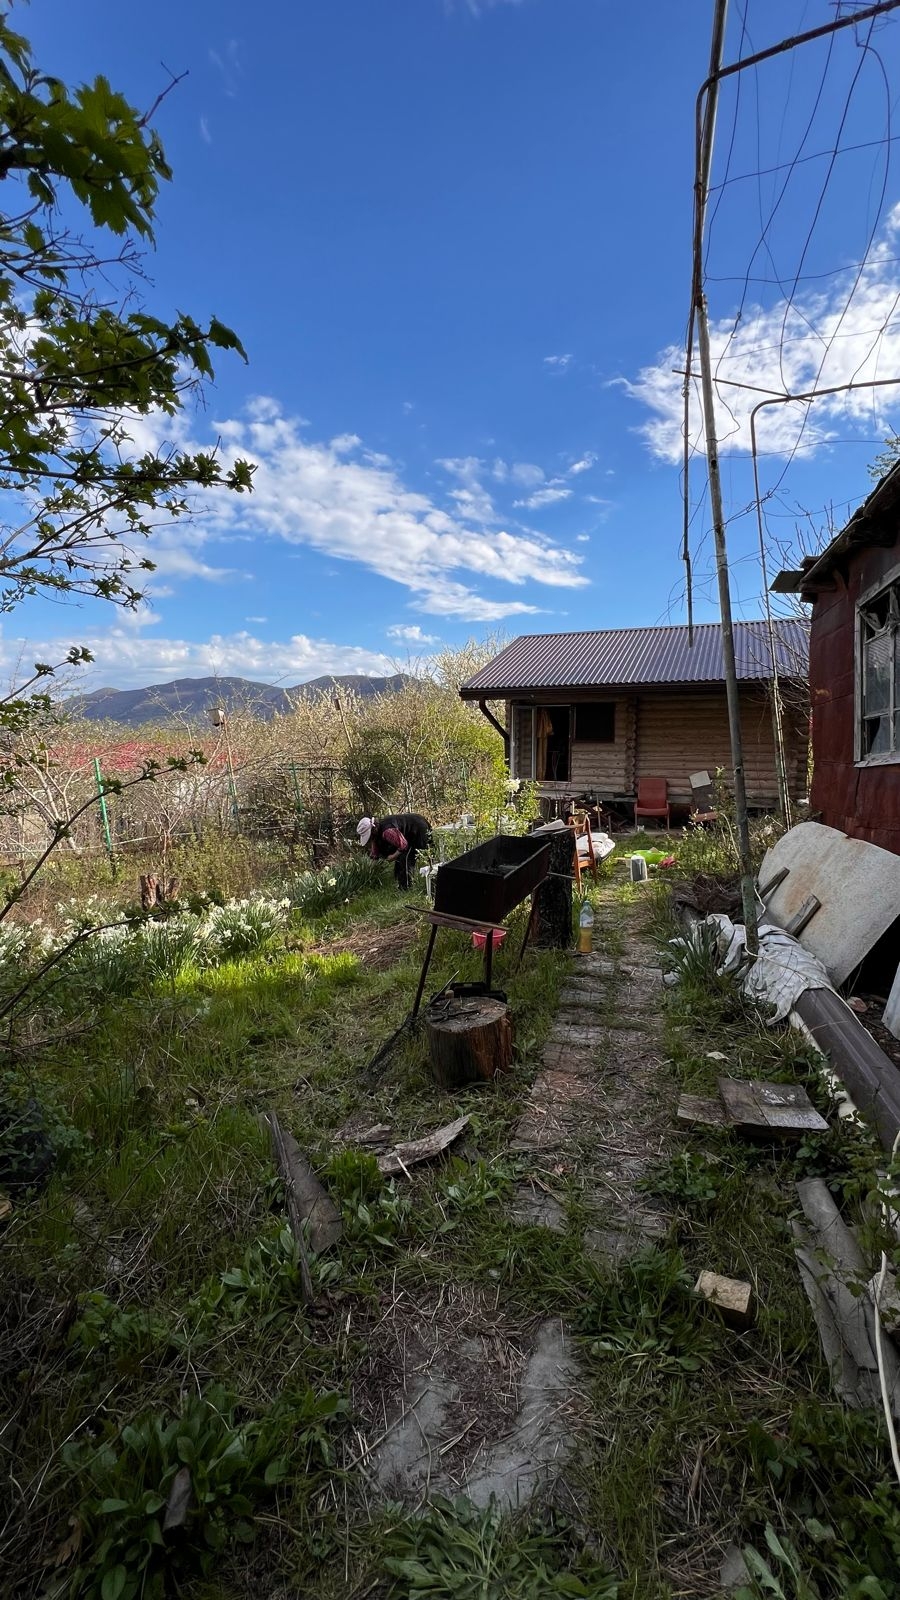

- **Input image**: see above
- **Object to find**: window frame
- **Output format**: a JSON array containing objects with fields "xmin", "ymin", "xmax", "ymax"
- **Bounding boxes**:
[
  {"xmin": 855, "ymin": 561, "xmax": 900, "ymax": 768},
  {"xmin": 572, "ymin": 701, "xmax": 617, "ymax": 744}
]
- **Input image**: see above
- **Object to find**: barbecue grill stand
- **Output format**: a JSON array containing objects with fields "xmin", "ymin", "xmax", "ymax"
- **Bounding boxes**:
[{"xmin": 363, "ymin": 834, "xmax": 550, "ymax": 1079}]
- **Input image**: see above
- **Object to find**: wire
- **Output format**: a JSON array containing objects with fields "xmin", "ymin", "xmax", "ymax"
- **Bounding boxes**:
[{"xmin": 874, "ymin": 1127, "xmax": 900, "ymax": 1489}]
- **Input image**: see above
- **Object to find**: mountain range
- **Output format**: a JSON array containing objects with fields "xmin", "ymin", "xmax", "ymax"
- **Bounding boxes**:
[{"xmin": 66, "ymin": 673, "xmax": 410, "ymax": 726}]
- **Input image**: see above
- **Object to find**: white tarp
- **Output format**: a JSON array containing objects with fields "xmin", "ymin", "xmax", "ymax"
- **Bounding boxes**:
[{"xmin": 683, "ymin": 914, "xmax": 835, "ymax": 1024}]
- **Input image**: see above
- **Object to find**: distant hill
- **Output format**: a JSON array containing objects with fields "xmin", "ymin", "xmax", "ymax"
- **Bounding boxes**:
[{"xmin": 66, "ymin": 673, "xmax": 411, "ymax": 726}]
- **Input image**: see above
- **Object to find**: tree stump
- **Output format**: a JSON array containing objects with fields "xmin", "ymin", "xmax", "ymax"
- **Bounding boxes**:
[
  {"xmin": 425, "ymin": 993, "xmax": 513, "ymax": 1088},
  {"xmin": 533, "ymin": 826, "xmax": 575, "ymax": 949}
]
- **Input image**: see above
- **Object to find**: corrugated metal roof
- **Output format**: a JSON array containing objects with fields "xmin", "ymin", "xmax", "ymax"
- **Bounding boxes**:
[{"xmin": 460, "ymin": 619, "xmax": 809, "ymax": 697}]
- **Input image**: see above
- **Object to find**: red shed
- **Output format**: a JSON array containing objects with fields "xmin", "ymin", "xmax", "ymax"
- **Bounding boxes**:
[{"xmin": 775, "ymin": 463, "xmax": 900, "ymax": 855}]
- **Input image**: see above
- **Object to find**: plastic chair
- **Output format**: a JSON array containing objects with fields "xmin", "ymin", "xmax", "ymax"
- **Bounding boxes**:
[{"xmin": 634, "ymin": 777, "xmax": 670, "ymax": 828}]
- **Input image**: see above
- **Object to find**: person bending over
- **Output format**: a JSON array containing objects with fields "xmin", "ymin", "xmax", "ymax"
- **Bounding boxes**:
[{"xmin": 356, "ymin": 813, "xmax": 432, "ymax": 890}]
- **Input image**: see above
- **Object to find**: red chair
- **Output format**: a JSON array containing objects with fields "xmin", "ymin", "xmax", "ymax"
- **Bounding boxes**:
[{"xmin": 634, "ymin": 777, "xmax": 670, "ymax": 829}]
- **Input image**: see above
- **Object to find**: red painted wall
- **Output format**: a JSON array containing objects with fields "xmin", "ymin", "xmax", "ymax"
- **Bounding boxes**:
[{"xmin": 808, "ymin": 526, "xmax": 900, "ymax": 854}]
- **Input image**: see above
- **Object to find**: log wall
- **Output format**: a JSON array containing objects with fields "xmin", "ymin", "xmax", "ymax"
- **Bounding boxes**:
[{"xmin": 508, "ymin": 686, "xmax": 807, "ymax": 807}]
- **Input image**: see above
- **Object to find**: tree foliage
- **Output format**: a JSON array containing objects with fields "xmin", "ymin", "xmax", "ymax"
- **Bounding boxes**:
[{"xmin": 0, "ymin": 15, "xmax": 253, "ymax": 614}]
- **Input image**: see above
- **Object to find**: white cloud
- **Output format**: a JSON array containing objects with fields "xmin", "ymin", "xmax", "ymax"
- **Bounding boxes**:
[
  {"xmin": 104, "ymin": 403, "xmax": 586, "ymax": 622},
  {"xmin": 196, "ymin": 413, "xmax": 586, "ymax": 618},
  {"xmin": 513, "ymin": 485, "xmax": 573, "ymax": 509},
  {"xmin": 147, "ymin": 544, "xmax": 241, "ymax": 583},
  {"xmin": 4, "ymin": 627, "xmax": 392, "ymax": 692},
  {"xmin": 209, "ymin": 39, "xmax": 241, "ymax": 97},
  {"xmin": 199, "ymin": 115, "xmax": 212, "ymax": 145},
  {"xmin": 576, "ymin": 534, "xmax": 590, "ymax": 543},
  {"xmin": 629, "ymin": 202, "xmax": 900, "ymax": 463},
  {"xmin": 387, "ymin": 624, "xmax": 438, "ymax": 644},
  {"xmin": 568, "ymin": 452, "xmax": 597, "ymax": 475},
  {"xmin": 544, "ymin": 353, "xmax": 573, "ymax": 370},
  {"xmin": 245, "ymin": 615, "xmax": 268, "ymax": 624}
]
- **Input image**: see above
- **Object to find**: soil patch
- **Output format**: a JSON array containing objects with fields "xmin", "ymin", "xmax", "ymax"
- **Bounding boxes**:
[{"xmin": 308, "ymin": 918, "xmax": 416, "ymax": 972}]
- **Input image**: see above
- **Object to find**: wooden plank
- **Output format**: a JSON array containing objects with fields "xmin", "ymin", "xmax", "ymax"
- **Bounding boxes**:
[
  {"xmin": 407, "ymin": 905, "xmax": 507, "ymax": 934},
  {"xmin": 677, "ymin": 1093, "xmax": 731, "ymax": 1129},
  {"xmin": 717, "ymin": 1077, "xmax": 828, "ymax": 1137}
]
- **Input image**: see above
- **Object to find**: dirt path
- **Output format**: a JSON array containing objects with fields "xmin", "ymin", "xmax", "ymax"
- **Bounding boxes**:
[{"xmin": 359, "ymin": 884, "xmax": 676, "ymax": 1512}]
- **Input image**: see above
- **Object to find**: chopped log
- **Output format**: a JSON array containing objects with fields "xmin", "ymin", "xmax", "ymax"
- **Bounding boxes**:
[
  {"xmin": 532, "ymin": 826, "xmax": 575, "ymax": 950},
  {"xmin": 425, "ymin": 992, "xmax": 513, "ymax": 1088},
  {"xmin": 718, "ymin": 1077, "xmax": 828, "ymax": 1137},
  {"xmin": 695, "ymin": 1271, "xmax": 754, "ymax": 1330},
  {"xmin": 378, "ymin": 1115, "xmax": 470, "ymax": 1176}
]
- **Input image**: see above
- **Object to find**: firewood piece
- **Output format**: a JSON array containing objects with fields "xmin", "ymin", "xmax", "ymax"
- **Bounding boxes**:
[
  {"xmin": 262, "ymin": 1115, "xmax": 342, "ymax": 1253},
  {"xmin": 163, "ymin": 1467, "xmax": 192, "ymax": 1532},
  {"xmin": 718, "ymin": 1077, "xmax": 828, "ymax": 1137},
  {"xmin": 378, "ymin": 1115, "xmax": 470, "ymax": 1176},
  {"xmin": 425, "ymin": 993, "xmax": 513, "ymax": 1088},
  {"xmin": 260, "ymin": 1113, "xmax": 318, "ymax": 1304},
  {"xmin": 677, "ymin": 1093, "xmax": 730, "ymax": 1129},
  {"xmin": 694, "ymin": 1271, "xmax": 754, "ymax": 1330},
  {"xmin": 358, "ymin": 1123, "xmax": 392, "ymax": 1148}
]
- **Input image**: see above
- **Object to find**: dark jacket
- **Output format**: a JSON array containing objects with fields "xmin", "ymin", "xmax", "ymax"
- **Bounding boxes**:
[{"xmin": 369, "ymin": 813, "xmax": 432, "ymax": 858}]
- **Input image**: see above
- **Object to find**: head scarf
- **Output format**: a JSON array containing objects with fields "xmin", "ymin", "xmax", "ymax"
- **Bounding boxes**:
[{"xmin": 356, "ymin": 817, "xmax": 374, "ymax": 847}]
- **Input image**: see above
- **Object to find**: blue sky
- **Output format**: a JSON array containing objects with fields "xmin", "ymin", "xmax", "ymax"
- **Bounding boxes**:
[{"xmin": 10, "ymin": 0, "xmax": 900, "ymax": 688}]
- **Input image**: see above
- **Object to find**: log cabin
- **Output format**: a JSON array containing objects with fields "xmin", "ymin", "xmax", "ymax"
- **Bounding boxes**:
[
  {"xmin": 774, "ymin": 462, "xmax": 900, "ymax": 855},
  {"xmin": 459, "ymin": 620, "xmax": 809, "ymax": 815}
]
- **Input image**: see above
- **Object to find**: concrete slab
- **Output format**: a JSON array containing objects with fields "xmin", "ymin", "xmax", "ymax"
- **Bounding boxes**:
[
  {"xmin": 461, "ymin": 1321, "xmax": 578, "ymax": 1509},
  {"xmin": 371, "ymin": 1375, "xmax": 458, "ymax": 1493},
  {"xmin": 511, "ymin": 1184, "xmax": 566, "ymax": 1232},
  {"xmin": 759, "ymin": 821, "xmax": 900, "ymax": 984},
  {"xmin": 584, "ymin": 1215, "xmax": 667, "ymax": 1262}
]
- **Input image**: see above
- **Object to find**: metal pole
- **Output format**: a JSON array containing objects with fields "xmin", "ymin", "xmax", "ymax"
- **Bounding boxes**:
[
  {"xmin": 93, "ymin": 756, "xmax": 115, "ymax": 871},
  {"xmin": 694, "ymin": 0, "xmax": 760, "ymax": 952}
]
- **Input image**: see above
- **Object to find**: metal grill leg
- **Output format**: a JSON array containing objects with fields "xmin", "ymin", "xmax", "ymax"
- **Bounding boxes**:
[{"xmin": 412, "ymin": 924, "xmax": 438, "ymax": 1018}]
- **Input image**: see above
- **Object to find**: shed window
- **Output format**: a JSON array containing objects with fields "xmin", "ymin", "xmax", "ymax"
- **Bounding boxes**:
[
  {"xmin": 859, "ymin": 578, "xmax": 900, "ymax": 760},
  {"xmin": 573, "ymin": 703, "xmax": 616, "ymax": 743}
]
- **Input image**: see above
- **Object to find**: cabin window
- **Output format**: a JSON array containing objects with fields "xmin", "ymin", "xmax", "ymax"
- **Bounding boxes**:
[
  {"xmin": 573, "ymin": 703, "xmax": 616, "ymax": 743},
  {"xmin": 859, "ymin": 577, "xmax": 900, "ymax": 761},
  {"xmin": 512, "ymin": 705, "xmax": 570, "ymax": 781}
]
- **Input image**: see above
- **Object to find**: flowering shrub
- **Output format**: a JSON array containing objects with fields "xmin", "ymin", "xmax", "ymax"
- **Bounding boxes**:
[
  {"xmin": 201, "ymin": 897, "xmax": 290, "ymax": 959},
  {"xmin": 288, "ymin": 858, "xmax": 379, "ymax": 918}
]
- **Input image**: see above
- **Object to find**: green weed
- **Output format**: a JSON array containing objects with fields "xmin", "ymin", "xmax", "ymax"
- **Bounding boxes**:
[
  {"xmin": 382, "ymin": 1495, "xmax": 619, "ymax": 1599},
  {"xmin": 53, "ymin": 1381, "xmax": 345, "ymax": 1600}
]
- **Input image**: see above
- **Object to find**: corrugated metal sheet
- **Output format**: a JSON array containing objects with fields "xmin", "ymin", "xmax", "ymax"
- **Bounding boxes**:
[{"xmin": 460, "ymin": 620, "xmax": 809, "ymax": 696}]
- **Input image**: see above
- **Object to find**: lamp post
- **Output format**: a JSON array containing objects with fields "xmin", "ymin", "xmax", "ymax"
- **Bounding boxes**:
[{"xmin": 211, "ymin": 705, "xmax": 238, "ymax": 821}]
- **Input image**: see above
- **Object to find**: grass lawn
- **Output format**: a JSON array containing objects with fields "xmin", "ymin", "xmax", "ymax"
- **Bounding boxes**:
[{"xmin": 1, "ymin": 846, "xmax": 899, "ymax": 1599}]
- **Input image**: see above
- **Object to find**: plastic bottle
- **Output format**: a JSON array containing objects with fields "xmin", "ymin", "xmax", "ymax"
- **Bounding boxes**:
[{"xmin": 578, "ymin": 900, "xmax": 594, "ymax": 954}]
